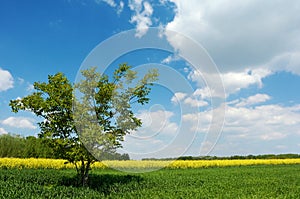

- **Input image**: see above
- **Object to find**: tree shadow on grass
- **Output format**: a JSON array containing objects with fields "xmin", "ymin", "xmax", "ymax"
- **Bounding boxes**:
[{"xmin": 61, "ymin": 173, "xmax": 143, "ymax": 194}]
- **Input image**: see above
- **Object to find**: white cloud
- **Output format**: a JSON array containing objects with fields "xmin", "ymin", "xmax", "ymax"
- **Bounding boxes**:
[
  {"xmin": 1, "ymin": 117, "xmax": 37, "ymax": 130},
  {"xmin": 182, "ymin": 102, "xmax": 300, "ymax": 142},
  {"xmin": 235, "ymin": 93, "xmax": 271, "ymax": 107},
  {"xmin": 275, "ymin": 145, "xmax": 287, "ymax": 149},
  {"xmin": 117, "ymin": 1, "xmax": 125, "ymax": 15},
  {"xmin": 125, "ymin": 101, "xmax": 300, "ymax": 157},
  {"xmin": 26, "ymin": 83, "xmax": 34, "ymax": 92},
  {"xmin": 121, "ymin": 109, "xmax": 179, "ymax": 157},
  {"xmin": 96, "ymin": 0, "xmax": 124, "ymax": 15},
  {"xmin": 171, "ymin": 92, "xmax": 208, "ymax": 107},
  {"xmin": 182, "ymin": 111, "xmax": 212, "ymax": 132},
  {"xmin": 165, "ymin": 0, "xmax": 300, "ymax": 71},
  {"xmin": 260, "ymin": 132, "xmax": 286, "ymax": 141},
  {"xmin": 129, "ymin": 0, "xmax": 153, "ymax": 37},
  {"xmin": 18, "ymin": 78, "xmax": 24, "ymax": 84},
  {"xmin": 0, "ymin": 127, "xmax": 8, "ymax": 135},
  {"xmin": 188, "ymin": 68, "xmax": 272, "ymax": 97},
  {"xmin": 101, "ymin": 0, "xmax": 117, "ymax": 7},
  {"xmin": 225, "ymin": 104, "xmax": 300, "ymax": 139},
  {"xmin": 159, "ymin": 0, "xmax": 168, "ymax": 5},
  {"xmin": 171, "ymin": 92, "xmax": 187, "ymax": 104},
  {"xmin": 178, "ymin": 102, "xmax": 300, "ymax": 156},
  {"xmin": 134, "ymin": 109, "xmax": 178, "ymax": 136},
  {"xmin": 0, "ymin": 68, "xmax": 14, "ymax": 92},
  {"xmin": 161, "ymin": 54, "xmax": 181, "ymax": 64},
  {"xmin": 264, "ymin": 51, "xmax": 300, "ymax": 76},
  {"xmin": 221, "ymin": 69, "xmax": 272, "ymax": 94},
  {"xmin": 137, "ymin": 101, "xmax": 300, "ymax": 157},
  {"xmin": 122, "ymin": 101, "xmax": 300, "ymax": 158},
  {"xmin": 193, "ymin": 87, "xmax": 218, "ymax": 99},
  {"xmin": 183, "ymin": 97, "xmax": 208, "ymax": 108}
]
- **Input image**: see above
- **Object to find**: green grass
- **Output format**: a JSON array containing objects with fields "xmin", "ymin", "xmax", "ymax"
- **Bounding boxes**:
[{"xmin": 0, "ymin": 165, "xmax": 299, "ymax": 198}]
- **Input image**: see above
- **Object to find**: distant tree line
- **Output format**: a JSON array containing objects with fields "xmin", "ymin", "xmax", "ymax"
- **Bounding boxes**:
[
  {"xmin": 0, "ymin": 134, "xmax": 54, "ymax": 158},
  {"xmin": 143, "ymin": 154, "xmax": 300, "ymax": 161},
  {"xmin": 0, "ymin": 134, "xmax": 130, "ymax": 160}
]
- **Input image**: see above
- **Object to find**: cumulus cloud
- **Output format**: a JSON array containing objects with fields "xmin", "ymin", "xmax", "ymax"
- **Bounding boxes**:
[
  {"xmin": 159, "ymin": 0, "xmax": 299, "ymax": 99},
  {"xmin": 193, "ymin": 86, "xmax": 220, "ymax": 99},
  {"xmin": 171, "ymin": 92, "xmax": 209, "ymax": 107},
  {"xmin": 171, "ymin": 92, "xmax": 187, "ymax": 104},
  {"xmin": 235, "ymin": 93, "xmax": 271, "ymax": 107},
  {"xmin": 184, "ymin": 97, "xmax": 208, "ymax": 108},
  {"xmin": 118, "ymin": 1, "xmax": 124, "ymax": 15},
  {"xmin": 263, "ymin": 51, "xmax": 300, "ymax": 76},
  {"xmin": 260, "ymin": 132, "xmax": 286, "ymax": 141},
  {"xmin": 180, "ymin": 102, "xmax": 300, "ymax": 156},
  {"xmin": 0, "ymin": 68, "xmax": 14, "ymax": 92},
  {"xmin": 224, "ymin": 104, "xmax": 300, "ymax": 140},
  {"xmin": 26, "ymin": 83, "xmax": 34, "ymax": 92},
  {"xmin": 161, "ymin": 54, "xmax": 181, "ymax": 64},
  {"xmin": 182, "ymin": 102, "xmax": 300, "ymax": 139},
  {"xmin": 0, "ymin": 127, "xmax": 8, "ymax": 135},
  {"xmin": 121, "ymin": 109, "xmax": 179, "ymax": 157},
  {"xmin": 134, "ymin": 109, "xmax": 178, "ymax": 136},
  {"xmin": 165, "ymin": 0, "xmax": 300, "ymax": 71},
  {"xmin": 17, "ymin": 78, "xmax": 24, "ymax": 84},
  {"xmin": 123, "ymin": 101, "xmax": 300, "ymax": 158},
  {"xmin": 221, "ymin": 68, "xmax": 272, "ymax": 94},
  {"xmin": 96, "ymin": 0, "xmax": 124, "ymax": 15},
  {"xmin": 159, "ymin": 0, "xmax": 168, "ymax": 5},
  {"xmin": 100, "ymin": 0, "xmax": 117, "ymax": 7},
  {"xmin": 1, "ymin": 117, "xmax": 37, "ymax": 130},
  {"xmin": 182, "ymin": 111, "xmax": 212, "ymax": 132},
  {"xmin": 188, "ymin": 68, "xmax": 272, "ymax": 97},
  {"xmin": 129, "ymin": 0, "xmax": 154, "ymax": 37}
]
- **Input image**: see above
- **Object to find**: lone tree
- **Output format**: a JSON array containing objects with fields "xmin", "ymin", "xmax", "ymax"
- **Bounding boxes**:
[{"xmin": 10, "ymin": 63, "xmax": 158, "ymax": 186}]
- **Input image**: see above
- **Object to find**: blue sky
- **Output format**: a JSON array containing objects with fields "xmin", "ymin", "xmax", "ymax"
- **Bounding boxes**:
[{"xmin": 1, "ymin": 0, "xmax": 300, "ymax": 159}]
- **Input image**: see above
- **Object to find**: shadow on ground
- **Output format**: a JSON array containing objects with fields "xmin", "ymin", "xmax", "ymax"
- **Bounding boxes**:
[{"xmin": 61, "ymin": 173, "xmax": 143, "ymax": 194}]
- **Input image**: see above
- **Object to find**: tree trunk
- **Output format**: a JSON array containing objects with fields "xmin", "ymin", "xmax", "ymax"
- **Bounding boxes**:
[{"xmin": 79, "ymin": 159, "xmax": 92, "ymax": 187}]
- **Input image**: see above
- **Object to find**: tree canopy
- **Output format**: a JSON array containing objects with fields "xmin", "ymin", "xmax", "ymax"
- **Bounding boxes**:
[{"xmin": 10, "ymin": 63, "xmax": 158, "ymax": 186}]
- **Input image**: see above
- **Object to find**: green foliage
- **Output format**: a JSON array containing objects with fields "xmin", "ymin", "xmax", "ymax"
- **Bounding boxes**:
[
  {"xmin": 0, "ymin": 134, "xmax": 129, "ymax": 160},
  {"xmin": 0, "ymin": 134, "xmax": 25, "ymax": 158},
  {"xmin": 143, "ymin": 154, "xmax": 300, "ymax": 161},
  {"xmin": 0, "ymin": 134, "xmax": 54, "ymax": 158},
  {"xmin": 74, "ymin": 65, "xmax": 158, "ymax": 155},
  {"xmin": 0, "ymin": 165, "xmax": 299, "ymax": 198},
  {"xmin": 9, "ymin": 63, "xmax": 158, "ymax": 186},
  {"xmin": 10, "ymin": 72, "xmax": 76, "ymax": 159},
  {"xmin": 23, "ymin": 136, "xmax": 55, "ymax": 158}
]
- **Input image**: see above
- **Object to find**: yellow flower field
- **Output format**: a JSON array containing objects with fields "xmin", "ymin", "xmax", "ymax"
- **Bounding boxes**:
[{"xmin": 0, "ymin": 158, "xmax": 299, "ymax": 170}]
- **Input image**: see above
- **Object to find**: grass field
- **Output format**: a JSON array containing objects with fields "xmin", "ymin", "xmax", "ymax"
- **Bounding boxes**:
[{"xmin": 0, "ymin": 164, "xmax": 299, "ymax": 198}]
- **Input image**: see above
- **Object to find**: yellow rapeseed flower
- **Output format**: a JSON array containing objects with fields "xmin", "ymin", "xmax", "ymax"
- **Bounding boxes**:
[{"xmin": 0, "ymin": 158, "xmax": 299, "ymax": 170}]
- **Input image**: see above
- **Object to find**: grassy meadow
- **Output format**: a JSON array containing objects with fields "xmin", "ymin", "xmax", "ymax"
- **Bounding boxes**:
[{"xmin": 0, "ymin": 158, "xmax": 299, "ymax": 198}]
